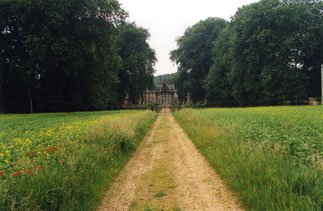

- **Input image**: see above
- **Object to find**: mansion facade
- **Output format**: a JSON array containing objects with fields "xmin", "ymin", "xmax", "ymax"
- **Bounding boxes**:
[{"xmin": 124, "ymin": 84, "xmax": 178, "ymax": 107}]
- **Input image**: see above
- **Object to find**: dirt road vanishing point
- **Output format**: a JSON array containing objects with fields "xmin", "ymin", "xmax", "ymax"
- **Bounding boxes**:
[{"xmin": 98, "ymin": 108, "xmax": 243, "ymax": 211}]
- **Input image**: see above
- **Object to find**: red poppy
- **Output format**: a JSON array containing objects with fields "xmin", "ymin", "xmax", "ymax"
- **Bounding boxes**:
[
  {"xmin": 37, "ymin": 166, "xmax": 42, "ymax": 170},
  {"xmin": 26, "ymin": 171, "xmax": 32, "ymax": 174},
  {"xmin": 46, "ymin": 147, "xmax": 56, "ymax": 151},
  {"xmin": 0, "ymin": 171, "xmax": 3, "ymax": 176},
  {"xmin": 50, "ymin": 165, "xmax": 54, "ymax": 168},
  {"xmin": 59, "ymin": 159, "xmax": 64, "ymax": 163},
  {"xmin": 12, "ymin": 170, "xmax": 21, "ymax": 177}
]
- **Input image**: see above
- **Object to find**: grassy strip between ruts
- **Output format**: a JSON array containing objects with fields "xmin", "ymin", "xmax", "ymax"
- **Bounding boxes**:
[
  {"xmin": 173, "ymin": 106, "xmax": 322, "ymax": 210},
  {"xmin": 0, "ymin": 110, "xmax": 158, "ymax": 210}
]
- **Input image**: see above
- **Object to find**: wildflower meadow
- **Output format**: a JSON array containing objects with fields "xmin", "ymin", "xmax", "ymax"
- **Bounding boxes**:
[{"xmin": 0, "ymin": 110, "xmax": 157, "ymax": 210}]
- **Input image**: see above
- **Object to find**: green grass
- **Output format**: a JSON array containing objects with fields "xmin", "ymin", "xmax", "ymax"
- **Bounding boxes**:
[
  {"xmin": 154, "ymin": 192, "xmax": 166, "ymax": 198},
  {"xmin": 0, "ymin": 110, "xmax": 158, "ymax": 210},
  {"xmin": 153, "ymin": 107, "xmax": 163, "ymax": 114},
  {"xmin": 173, "ymin": 106, "xmax": 323, "ymax": 210}
]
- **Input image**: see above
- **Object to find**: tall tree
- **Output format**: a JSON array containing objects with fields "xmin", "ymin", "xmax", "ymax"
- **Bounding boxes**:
[
  {"xmin": 0, "ymin": 1, "xmax": 9, "ymax": 112},
  {"xmin": 0, "ymin": 57, "xmax": 3, "ymax": 112},
  {"xmin": 170, "ymin": 17, "xmax": 228, "ymax": 103},
  {"xmin": 228, "ymin": 0, "xmax": 322, "ymax": 105},
  {"xmin": 205, "ymin": 0, "xmax": 322, "ymax": 106},
  {"xmin": 204, "ymin": 26, "xmax": 237, "ymax": 106},
  {"xmin": 117, "ymin": 22, "xmax": 156, "ymax": 106},
  {"xmin": 0, "ymin": 0, "xmax": 126, "ymax": 112},
  {"xmin": 302, "ymin": 1, "xmax": 323, "ymax": 98}
]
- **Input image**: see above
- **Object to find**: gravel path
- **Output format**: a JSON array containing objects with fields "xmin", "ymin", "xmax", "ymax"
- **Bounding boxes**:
[{"xmin": 97, "ymin": 108, "xmax": 243, "ymax": 211}]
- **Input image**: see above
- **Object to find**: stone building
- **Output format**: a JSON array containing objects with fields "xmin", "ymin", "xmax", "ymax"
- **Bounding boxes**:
[
  {"xmin": 123, "ymin": 83, "xmax": 178, "ymax": 107},
  {"xmin": 144, "ymin": 84, "xmax": 178, "ymax": 106}
]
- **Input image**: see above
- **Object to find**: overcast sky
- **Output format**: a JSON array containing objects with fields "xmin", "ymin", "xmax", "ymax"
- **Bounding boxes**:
[{"xmin": 118, "ymin": 0, "xmax": 258, "ymax": 76}]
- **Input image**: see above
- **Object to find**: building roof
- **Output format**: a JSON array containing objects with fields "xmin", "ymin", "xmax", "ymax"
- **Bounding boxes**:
[{"xmin": 155, "ymin": 84, "xmax": 176, "ymax": 96}]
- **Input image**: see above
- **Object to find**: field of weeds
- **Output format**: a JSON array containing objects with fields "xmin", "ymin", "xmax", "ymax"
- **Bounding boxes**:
[
  {"xmin": 173, "ymin": 106, "xmax": 322, "ymax": 210},
  {"xmin": 0, "ymin": 110, "xmax": 157, "ymax": 210}
]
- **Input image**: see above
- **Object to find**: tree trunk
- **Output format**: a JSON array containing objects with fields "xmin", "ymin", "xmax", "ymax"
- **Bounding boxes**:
[{"xmin": 28, "ymin": 87, "xmax": 33, "ymax": 113}]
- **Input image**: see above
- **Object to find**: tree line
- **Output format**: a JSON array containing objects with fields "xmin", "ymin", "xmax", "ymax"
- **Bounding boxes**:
[
  {"xmin": 154, "ymin": 73, "xmax": 177, "ymax": 86},
  {"xmin": 171, "ymin": 0, "xmax": 322, "ymax": 106},
  {"xmin": 0, "ymin": 0, "xmax": 156, "ymax": 113}
]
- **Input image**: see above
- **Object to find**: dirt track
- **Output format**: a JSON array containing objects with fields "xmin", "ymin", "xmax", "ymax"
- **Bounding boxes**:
[{"xmin": 98, "ymin": 108, "xmax": 243, "ymax": 211}]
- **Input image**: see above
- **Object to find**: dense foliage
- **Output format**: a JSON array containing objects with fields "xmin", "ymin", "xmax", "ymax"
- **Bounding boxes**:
[
  {"xmin": 172, "ymin": 0, "xmax": 323, "ymax": 105},
  {"xmin": 0, "ymin": 110, "xmax": 158, "ymax": 210},
  {"xmin": 117, "ymin": 23, "xmax": 156, "ymax": 105},
  {"xmin": 173, "ymin": 106, "xmax": 323, "ymax": 210},
  {"xmin": 154, "ymin": 73, "xmax": 177, "ymax": 86},
  {"xmin": 0, "ymin": 0, "xmax": 156, "ymax": 113},
  {"xmin": 170, "ymin": 17, "xmax": 228, "ymax": 103}
]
